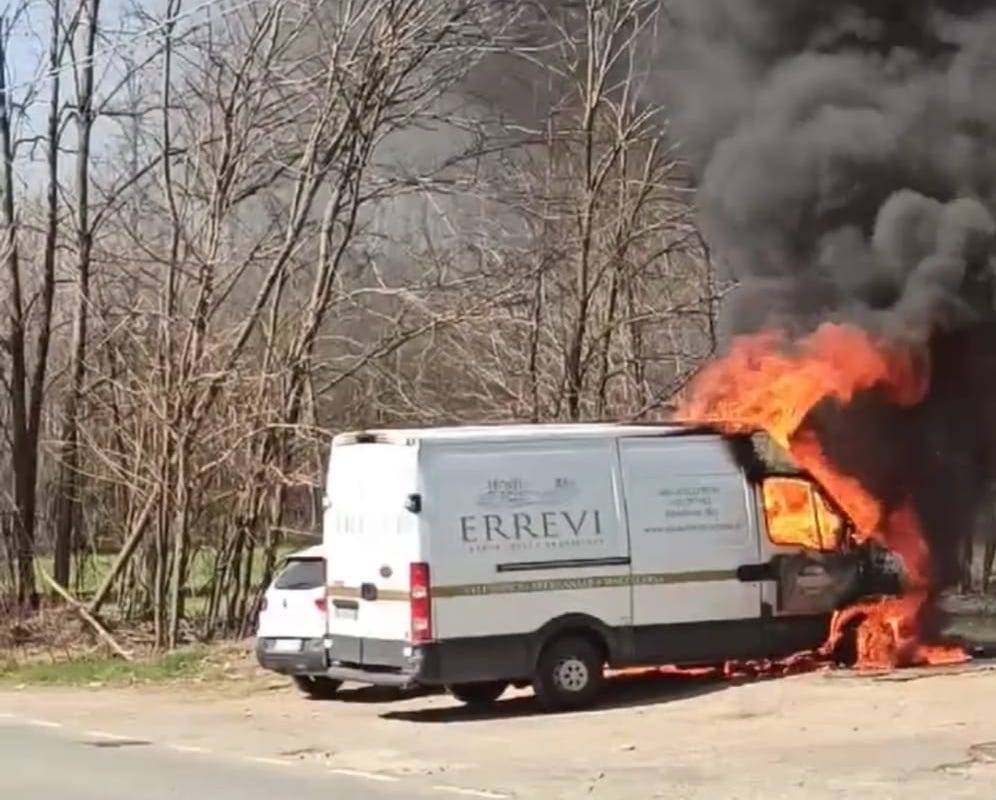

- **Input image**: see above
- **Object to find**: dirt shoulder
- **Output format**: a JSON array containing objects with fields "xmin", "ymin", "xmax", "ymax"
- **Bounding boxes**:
[{"xmin": 2, "ymin": 659, "xmax": 994, "ymax": 799}]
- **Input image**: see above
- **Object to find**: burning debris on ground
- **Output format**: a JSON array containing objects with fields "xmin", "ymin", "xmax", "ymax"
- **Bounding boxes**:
[{"xmin": 664, "ymin": 1, "xmax": 996, "ymax": 669}]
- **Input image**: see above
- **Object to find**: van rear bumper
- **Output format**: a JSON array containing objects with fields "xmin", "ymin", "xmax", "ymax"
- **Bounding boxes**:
[
  {"xmin": 325, "ymin": 665, "xmax": 417, "ymax": 688},
  {"xmin": 324, "ymin": 633, "xmax": 421, "ymax": 687},
  {"xmin": 324, "ymin": 634, "xmax": 531, "ymax": 688}
]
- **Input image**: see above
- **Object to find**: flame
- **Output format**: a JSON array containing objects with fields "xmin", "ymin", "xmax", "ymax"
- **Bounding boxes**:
[
  {"xmin": 823, "ymin": 594, "xmax": 967, "ymax": 670},
  {"xmin": 761, "ymin": 478, "xmax": 828, "ymax": 551},
  {"xmin": 679, "ymin": 322, "xmax": 967, "ymax": 669}
]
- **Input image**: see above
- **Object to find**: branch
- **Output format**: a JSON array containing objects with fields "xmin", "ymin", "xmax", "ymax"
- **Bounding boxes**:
[{"xmin": 38, "ymin": 566, "xmax": 134, "ymax": 661}]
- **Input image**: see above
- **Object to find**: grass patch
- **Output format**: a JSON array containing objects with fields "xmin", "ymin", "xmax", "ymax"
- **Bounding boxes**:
[
  {"xmin": 34, "ymin": 544, "xmax": 302, "ymax": 603},
  {"xmin": 0, "ymin": 647, "xmax": 211, "ymax": 688}
]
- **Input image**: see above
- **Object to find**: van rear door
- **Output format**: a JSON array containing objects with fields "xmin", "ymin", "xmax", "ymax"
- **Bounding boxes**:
[
  {"xmin": 325, "ymin": 440, "xmax": 419, "ymax": 666},
  {"xmin": 619, "ymin": 436, "xmax": 763, "ymax": 663}
]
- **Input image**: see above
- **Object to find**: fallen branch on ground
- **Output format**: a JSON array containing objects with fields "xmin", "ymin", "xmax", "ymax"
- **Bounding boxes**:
[{"xmin": 37, "ymin": 567, "xmax": 133, "ymax": 662}]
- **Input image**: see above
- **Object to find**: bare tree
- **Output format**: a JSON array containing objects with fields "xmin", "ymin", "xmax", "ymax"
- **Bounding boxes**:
[
  {"xmin": 53, "ymin": 0, "xmax": 100, "ymax": 588},
  {"xmin": 72, "ymin": 0, "xmax": 521, "ymax": 644},
  {"xmin": 0, "ymin": 0, "xmax": 717, "ymax": 648},
  {"xmin": 353, "ymin": 0, "xmax": 708, "ymax": 426},
  {"xmin": 0, "ymin": 4, "xmax": 62, "ymax": 606}
]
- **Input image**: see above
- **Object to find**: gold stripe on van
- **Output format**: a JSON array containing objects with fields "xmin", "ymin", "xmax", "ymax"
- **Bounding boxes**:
[
  {"xmin": 431, "ymin": 569, "xmax": 738, "ymax": 599},
  {"xmin": 326, "ymin": 586, "xmax": 410, "ymax": 602},
  {"xmin": 327, "ymin": 570, "xmax": 737, "ymax": 601},
  {"xmin": 327, "ymin": 586, "xmax": 361, "ymax": 599},
  {"xmin": 633, "ymin": 569, "xmax": 738, "ymax": 586},
  {"xmin": 376, "ymin": 589, "xmax": 411, "ymax": 601}
]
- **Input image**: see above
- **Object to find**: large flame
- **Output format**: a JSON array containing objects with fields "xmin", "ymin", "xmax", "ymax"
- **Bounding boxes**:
[{"xmin": 679, "ymin": 323, "xmax": 966, "ymax": 669}]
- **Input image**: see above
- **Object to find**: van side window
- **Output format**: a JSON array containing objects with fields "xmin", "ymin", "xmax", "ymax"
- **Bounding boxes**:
[{"xmin": 761, "ymin": 477, "xmax": 843, "ymax": 552}]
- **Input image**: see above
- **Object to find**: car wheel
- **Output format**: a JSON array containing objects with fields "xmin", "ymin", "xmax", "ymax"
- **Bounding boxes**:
[
  {"xmin": 447, "ymin": 681, "xmax": 508, "ymax": 707},
  {"xmin": 532, "ymin": 635, "xmax": 605, "ymax": 712},
  {"xmin": 293, "ymin": 675, "xmax": 342, "ymax": 700}
]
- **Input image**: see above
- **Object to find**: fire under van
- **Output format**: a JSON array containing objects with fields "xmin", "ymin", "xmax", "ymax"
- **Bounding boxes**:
[{"xmin": 322, "ymin": 423, "xmax": 893, "ymax": 711}]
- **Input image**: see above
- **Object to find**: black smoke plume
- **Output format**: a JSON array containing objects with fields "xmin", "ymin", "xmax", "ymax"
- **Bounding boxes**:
[{"xmin": 668, "ymin": 1, "xmax": 996, "ymax": 588}]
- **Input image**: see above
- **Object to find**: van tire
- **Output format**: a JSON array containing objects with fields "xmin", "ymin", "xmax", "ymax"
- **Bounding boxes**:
[
  {"xmin": 532, "ymin": 635, "xmax": 605, "ymax": 712},
  {"xmin": 293, "ymin": 675, "xmax": 342, "ymax": 699},
  {"xmin": 448, "ymin": 681, "xmax": 508, "ymax": 707}
]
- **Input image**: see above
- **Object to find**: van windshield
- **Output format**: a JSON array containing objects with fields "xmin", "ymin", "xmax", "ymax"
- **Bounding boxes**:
[{"xmin": 274, "ymin": 558, "xmax": 325, "ymax": 590}]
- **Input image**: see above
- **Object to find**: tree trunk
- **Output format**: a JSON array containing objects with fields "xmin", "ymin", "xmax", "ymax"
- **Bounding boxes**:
[
  {"xmin": 54, "ymin": 0, "xmax": 100, "ymax": 588},
  {"xmin": 167, "ymin": 442, "xmax": 191, "ymax": 648},
  {"xmin": 0, "ymin": 16, "xmax": 37, "ymax": 606}
]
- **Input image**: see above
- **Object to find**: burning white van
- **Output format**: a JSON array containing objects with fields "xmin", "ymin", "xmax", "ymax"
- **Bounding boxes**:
[{"xmin": 319, "ymin": 423, "xmax": 890, "ymax": 711}]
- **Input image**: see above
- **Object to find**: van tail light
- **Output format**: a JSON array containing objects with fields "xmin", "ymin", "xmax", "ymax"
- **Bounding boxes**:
[
  {"xmin": 314, "ymin": 597, "xmax": 327, "ymax": 613},
  {"xmin": 409, "ymin": 562, "xmax": 432, "ymax": 643}
]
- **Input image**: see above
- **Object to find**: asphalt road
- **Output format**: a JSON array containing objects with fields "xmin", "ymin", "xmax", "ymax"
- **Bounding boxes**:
[
  {"xmin": 3, "ymin": 660, "xmax": 995, "ymax": 799},
  {"xmin": 0, "ymin": 717, "xmax": 429, "ymax": 800}
]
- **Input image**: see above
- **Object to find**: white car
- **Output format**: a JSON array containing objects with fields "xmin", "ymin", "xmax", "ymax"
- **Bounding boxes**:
[{"xmin": 255, "ymin": 545, "xmax": 340, "ymax": 699}]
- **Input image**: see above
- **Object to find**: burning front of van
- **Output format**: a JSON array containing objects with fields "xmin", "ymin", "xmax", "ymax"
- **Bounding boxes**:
[
  {"xmin": 679, "ymin": 324, "xmax": 968, "ymax": 670},
  {"xmin": 660, "ymin": 0, "xmax": 996, "ymax": 672}
]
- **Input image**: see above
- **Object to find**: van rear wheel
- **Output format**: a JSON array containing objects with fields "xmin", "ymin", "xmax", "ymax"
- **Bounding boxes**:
[
  {"xmin": 293, "ymin": 675, "xmax": 342, "ymax": 700},
  {"xmin": 532, "ymin": 635, "xmax": 605, "ymax": 712},
  {"xmin": 448, "ymin": 681, "xmax": 508, "ymax": 707}
]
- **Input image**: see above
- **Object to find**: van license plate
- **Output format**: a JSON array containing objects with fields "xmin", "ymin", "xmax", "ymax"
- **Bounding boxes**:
[
  {"xmin": 272, "ymin": 639, "xmax": 302, "ymax": 653},
  {"xmin": 335, "ymin": 606, "xmax": 357, "ymax": 621}
]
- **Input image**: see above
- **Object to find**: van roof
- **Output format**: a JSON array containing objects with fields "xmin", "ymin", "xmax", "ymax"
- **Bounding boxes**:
[{"xmin": 333, "ymin": 421, "xmax": 714, "ymax": 446}]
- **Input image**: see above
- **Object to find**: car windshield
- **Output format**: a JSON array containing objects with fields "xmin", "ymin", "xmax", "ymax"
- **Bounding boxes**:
[{"xmin": 273, "ymin": 558, "xmax": 324, "ymax": 590}]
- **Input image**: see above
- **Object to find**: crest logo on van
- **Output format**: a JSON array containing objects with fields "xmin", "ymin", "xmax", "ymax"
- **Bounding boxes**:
[{"xmin": 476, "ymin": 477, "xmax": 579, "ymax": 509}]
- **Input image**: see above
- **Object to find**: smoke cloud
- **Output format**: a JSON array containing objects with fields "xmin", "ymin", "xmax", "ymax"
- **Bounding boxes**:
[{"xmin": 668, "ymin": 1, "xmax": 996, "ymax": 587}]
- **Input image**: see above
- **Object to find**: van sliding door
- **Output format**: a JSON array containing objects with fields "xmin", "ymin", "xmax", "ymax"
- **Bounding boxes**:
[{"xmin": 619, "ymin": 437, "xmax": 764, "ymax": 664}]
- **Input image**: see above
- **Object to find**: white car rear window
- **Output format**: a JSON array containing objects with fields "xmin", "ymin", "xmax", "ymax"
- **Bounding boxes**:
[{"xmin": 274, "ymin": 559, "xmax": 324, "ymax": 590}]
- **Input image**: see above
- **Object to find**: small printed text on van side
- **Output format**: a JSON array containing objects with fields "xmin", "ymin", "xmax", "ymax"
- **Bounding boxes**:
[{"xmin": 659, "ymin": 485, "xmax": 722, "ymax": 519}]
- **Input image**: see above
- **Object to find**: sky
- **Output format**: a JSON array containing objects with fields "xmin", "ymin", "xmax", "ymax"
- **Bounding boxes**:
[{"xmin": 1, "ymin": 0, "xmax": 241, "ymax": 195}]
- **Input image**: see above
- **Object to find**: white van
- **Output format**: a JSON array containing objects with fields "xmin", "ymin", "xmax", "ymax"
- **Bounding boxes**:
[
  {"xmin": 321, "ymin": 424, "xmax": 888, "ymax": 711},
  {"xmin": 255, "ymin": 545, "xmax": 341, "ymax": 699}
]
